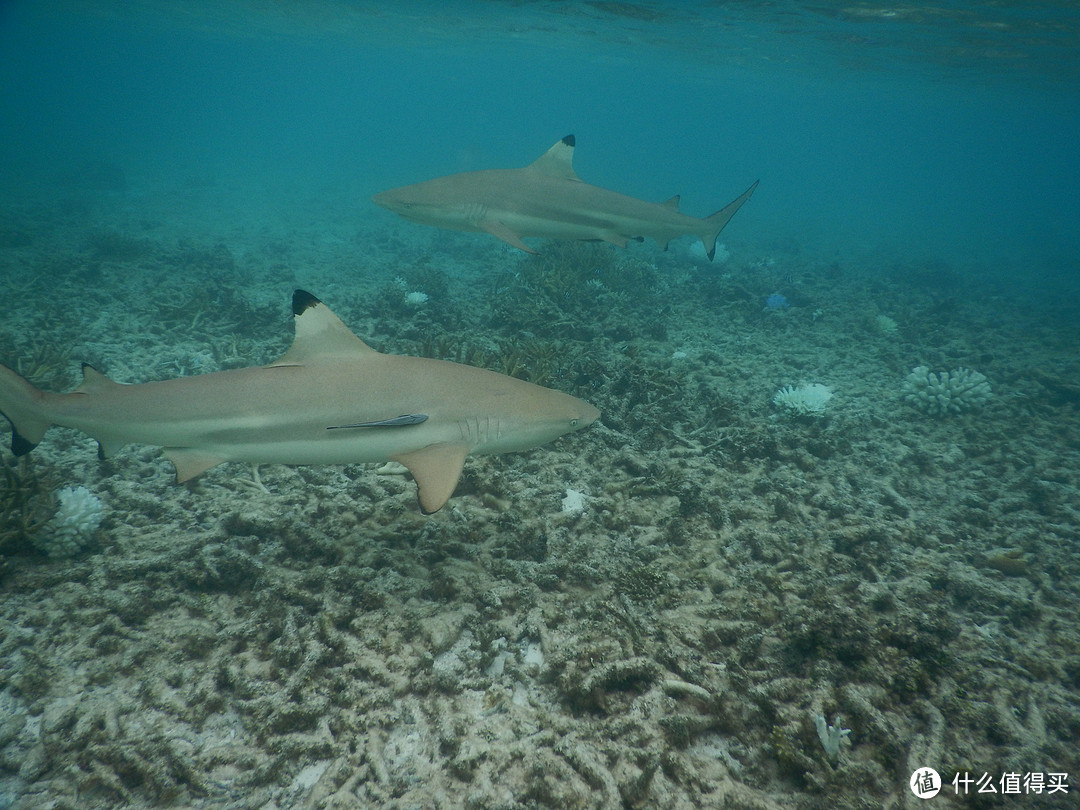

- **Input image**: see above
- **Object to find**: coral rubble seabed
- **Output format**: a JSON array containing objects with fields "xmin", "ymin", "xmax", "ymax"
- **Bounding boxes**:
[{"xmin": 1, "ymin": 188, "xmax": 1078, "ymax": 809}]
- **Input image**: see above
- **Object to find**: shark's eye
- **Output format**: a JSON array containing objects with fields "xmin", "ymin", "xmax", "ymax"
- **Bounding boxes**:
[{"xmin": 570, "ymin": 418, "xmax": 579, "ymax": 427}]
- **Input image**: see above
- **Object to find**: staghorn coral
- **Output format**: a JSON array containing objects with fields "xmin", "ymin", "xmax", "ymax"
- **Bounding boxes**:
[{"xmin": 0, "ymin": 457, "xmax": 54, "ymax": 567}]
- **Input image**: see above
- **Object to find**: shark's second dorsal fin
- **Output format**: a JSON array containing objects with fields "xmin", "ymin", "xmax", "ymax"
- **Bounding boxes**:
[
  {"xmin": 527, "ymin": 134, "xmax": 580, "ymax": 181},
  {"xmin": 75, "ymin": 364, "xmax": 122, "ymax": 394},
  {"xmin": 271, "ymin": 290, "xmax": 376, "ymax": 366}
]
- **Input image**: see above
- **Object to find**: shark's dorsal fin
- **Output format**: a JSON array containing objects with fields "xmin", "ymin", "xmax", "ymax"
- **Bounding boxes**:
[
  {"xmin": 527, "ymin": 134, "xmax": 580, "ymax": 181},
  {"xmin": 75, "ymin": 364, "xmax": 122, "ymax": 394},
  {"xmin": 661, "ymin": 195, "xmax": 681, "ymax": 212},
  {"xmin": 271, "ymin": 289, "xmax": 376, "ymax": 366},
  {"xmin": 481, "ymin": 219, "xmax": 538, "ymax": 253},
  {"xmin": 392, "ymin": 442, "xmax": 469, "ymax": 514}
]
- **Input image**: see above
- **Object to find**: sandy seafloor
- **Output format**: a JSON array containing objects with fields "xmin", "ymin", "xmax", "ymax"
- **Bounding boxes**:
[{"xmin": 1, "ymin": 179, "xmax": 1078, "ymax": 810}]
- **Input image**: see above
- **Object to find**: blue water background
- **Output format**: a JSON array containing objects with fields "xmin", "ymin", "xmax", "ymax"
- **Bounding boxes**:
[{"xmin": 1, "ymin": 0, "xmax": 1077, "ymax": 290}]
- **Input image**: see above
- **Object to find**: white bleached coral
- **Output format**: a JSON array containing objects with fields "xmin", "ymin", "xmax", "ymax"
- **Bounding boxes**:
[
  {"xmin": 561, "ymin": 488, "xmax": 591, "ymax": 514},
  {"xmin": 814, "ymin": 714, "xmax": 851, "ymax": 762},
  {"xmin": 902, "ymin": 366, "xmax": 991, "ymax": 416},
  {"xmin": 34, "ymin": 486, "xmax": 103, "ymax": 558},
  {"xmin": 773, "ymin": 383, "xmax": 832, "ymax": 416}
]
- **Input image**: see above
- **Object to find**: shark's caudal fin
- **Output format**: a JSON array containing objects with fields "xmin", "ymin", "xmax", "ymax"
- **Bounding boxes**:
[
  {"xmin": 0, "ymin": 363, "xmax": 52, "ymax": 455},
  {"xmin": 701, "ymin": 180, "xmax": 758, "ymax": 260}
]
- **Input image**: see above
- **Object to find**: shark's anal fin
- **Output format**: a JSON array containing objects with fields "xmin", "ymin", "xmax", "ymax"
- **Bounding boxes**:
[
  {"xmin": 391, "ymin": 443, "xmax": 469, "ymax": 514},
  {"xmin": 481, "ymin": 220, "xmax": 537, "ymax": 254},
  {"xmin": 165, "ymin": 447, "xmax": 227, "ymax": 483}
]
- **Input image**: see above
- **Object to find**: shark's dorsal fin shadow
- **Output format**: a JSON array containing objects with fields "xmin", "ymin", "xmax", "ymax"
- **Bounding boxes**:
[
  {"xmin": 271, "ymin": 289, "xmax": 376, "ymax": 366},
  {"xmin": 526, "ymin": 134, "xmax": 581, "ymax": 181}
]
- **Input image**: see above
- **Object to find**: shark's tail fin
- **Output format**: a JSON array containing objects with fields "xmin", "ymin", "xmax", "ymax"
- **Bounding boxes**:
[
  {"xmin": 701, "ymin": 180, "xmax": 758, "ymax": 260},
  {"xmin": 0, "ymin": 363, "xmax": 51, "ymax": 456}
]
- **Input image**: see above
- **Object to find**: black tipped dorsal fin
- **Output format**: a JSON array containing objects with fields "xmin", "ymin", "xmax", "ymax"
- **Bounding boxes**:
[
  {"xmin": 271, "ymin": 290, "xmax": 375, "ymax": 366},
  {"xmin": 527, "ymin": 134, "xmax": 580, "ymax": 181},
  {"xmin": 75, "ymin": 364, "xmax": 121, "ymax": 394}
]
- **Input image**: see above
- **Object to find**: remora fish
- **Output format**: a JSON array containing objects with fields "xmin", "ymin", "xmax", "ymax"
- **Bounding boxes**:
[
  {"xmin": 0, "ymin": 290, "xmax": 599, "ymax": 513},
  {"xmin": 372, "ymin": 134, "xmax": 757, "ymax": 259}
]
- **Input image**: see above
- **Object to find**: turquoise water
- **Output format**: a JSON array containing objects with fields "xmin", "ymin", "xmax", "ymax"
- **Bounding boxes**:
[{"xmin": 2, "ymin": 1, "xmax": 1077, "ymax": 275}]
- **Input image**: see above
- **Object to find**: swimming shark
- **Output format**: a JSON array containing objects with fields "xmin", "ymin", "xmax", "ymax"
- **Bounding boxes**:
[
  {"xmin": 372, "ymin": 134, "xmax": 757, "ymax": 259},
  {"xmin": 0, "ymin": 290, "xmax": 599, "ymax": 513}
]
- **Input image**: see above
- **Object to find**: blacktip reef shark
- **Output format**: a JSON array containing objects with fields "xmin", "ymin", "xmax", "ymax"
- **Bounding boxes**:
[
  {"xmin": 372, "ymin": 134, "xmax": 757, "ymax": 259},
  {"xmin": 0, "ymin": 290, "xmax": 599, "ymax": 514}
]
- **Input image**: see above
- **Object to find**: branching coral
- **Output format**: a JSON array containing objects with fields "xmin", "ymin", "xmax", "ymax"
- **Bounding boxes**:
[
  {"xmin": 902, "ymin": 366, "xmax": 991, "ymax": 416},
  {"xmin": 0, "ymin": 457, "xmax": 55, "ymax": 567}
]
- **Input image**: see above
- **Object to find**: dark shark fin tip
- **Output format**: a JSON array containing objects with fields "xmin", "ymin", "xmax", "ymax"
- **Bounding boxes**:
[
  {"xmin": 562, "ymin": 134, "xmax": 575, "ymax": 147},
  {"xmin": 292, "ymin": 289, "xmax": 321, "ymax": 316},
  {"xmin": 10, "ymin": 431, "xmax": 36, "ymax": 456}
]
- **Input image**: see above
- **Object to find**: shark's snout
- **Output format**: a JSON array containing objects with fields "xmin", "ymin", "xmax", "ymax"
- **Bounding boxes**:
[
  {"xmin": 372, "ymin": 189, "xmax": 428, "ymax": 223},
  {"xmin": 577, "ymin": 402, "xmax": 601, "ymax": 429}
]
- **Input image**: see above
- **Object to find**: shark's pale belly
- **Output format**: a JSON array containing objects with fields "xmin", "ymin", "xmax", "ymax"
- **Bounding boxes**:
[{"xmin": 201, "ymin": 427, "xmax": 461, "ymax": 467}]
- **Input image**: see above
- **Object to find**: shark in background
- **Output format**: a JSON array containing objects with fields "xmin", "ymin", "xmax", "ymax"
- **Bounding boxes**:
[
  {"xmin": 373, "ymin": 134, "xmax": 757, "ymax": 259},
  {"xmin": 0, "ymin": 291, "xmax": 599, "ymax": 514}
]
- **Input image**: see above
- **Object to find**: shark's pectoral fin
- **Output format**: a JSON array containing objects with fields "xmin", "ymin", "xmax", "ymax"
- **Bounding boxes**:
[
  {"xmin": 165, "ymin": 447, "xmax": 227, "ymax": 483},
  {"xmin": 392, "ymin": 443, "xmax": 469, "ymax": 514},
  {"xmin": 481, "ymin": 220, "xmax": 537, "ymax": 254}
]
